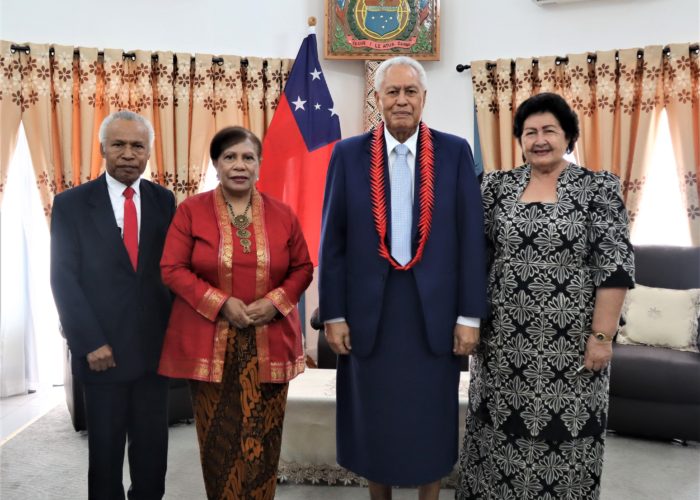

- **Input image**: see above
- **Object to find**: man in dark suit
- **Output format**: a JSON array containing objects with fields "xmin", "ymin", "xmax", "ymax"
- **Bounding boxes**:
[
  {"xmin": 319, "ymin": 57, "xmax": 488, "ymax": 500},
  {"xmin": 50, "ymin": 110, "xmax": 176, "ymax": 500}
]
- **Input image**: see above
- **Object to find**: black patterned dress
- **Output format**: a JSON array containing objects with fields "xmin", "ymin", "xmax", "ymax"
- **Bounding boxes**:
[{"xmin": 457, "ymin": 164, "xmax": 634, "ymax": 500}]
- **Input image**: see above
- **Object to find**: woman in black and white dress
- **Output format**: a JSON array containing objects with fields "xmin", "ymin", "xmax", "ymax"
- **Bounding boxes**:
[{"xmin": 457, "ymin": 93, "xmax": 635, "ymax": 500}]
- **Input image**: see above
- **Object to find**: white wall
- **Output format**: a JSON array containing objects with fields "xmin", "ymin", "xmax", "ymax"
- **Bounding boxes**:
[{"xmin": 1, "ymin": 0, "xmax": 697, "ymax": 143}]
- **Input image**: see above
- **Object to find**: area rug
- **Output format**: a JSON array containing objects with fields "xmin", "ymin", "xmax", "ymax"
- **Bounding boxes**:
[
  {"xmin": 0, "ymin": 404, "xmax": 205, "ymax": 499},
  {"xmin": 2, "ymin": 403, "xmax": 699, "ymax": 500}
]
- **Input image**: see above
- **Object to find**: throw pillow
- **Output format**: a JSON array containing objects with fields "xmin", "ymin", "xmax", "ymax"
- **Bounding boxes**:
[{"xmin": 618, "ymin": 284, "xmax": 700, "ymax": 353}]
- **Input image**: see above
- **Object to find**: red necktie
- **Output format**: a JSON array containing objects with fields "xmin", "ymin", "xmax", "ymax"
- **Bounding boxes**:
[{"xmin": 123, "ymin": 187, "xmax": 138, "ymax": 270}]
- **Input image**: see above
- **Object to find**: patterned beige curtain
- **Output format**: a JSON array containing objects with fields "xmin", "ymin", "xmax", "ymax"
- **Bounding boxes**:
[
  {"xmin": 471, "ymin": 43, "xmax": 698, "ymax": 240},
  {"xmin": 0, "ymin": 40, "xmax": 293, "ymax": 212},
  {"xmin": 0, "ymin": 42, "xmax": 27, "ymax": 204},
  {"xmin": 663, "ymin": 44, "xmax": 700, "ymax": 244}
]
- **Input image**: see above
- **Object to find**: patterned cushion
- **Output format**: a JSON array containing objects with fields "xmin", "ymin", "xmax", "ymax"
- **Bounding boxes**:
[{"xmin": 618, "ymin": 284, "xmax": 700, "ymax": 352}]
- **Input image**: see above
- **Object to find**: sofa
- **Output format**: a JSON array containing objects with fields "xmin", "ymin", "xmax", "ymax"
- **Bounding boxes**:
[
  {"xmin": 310, "ymin": 246, "xmax": 700, "ymax": 442},
  {"xmin": 309, "ymin": 309, "xmax": 338, "ymax": 369},
  {"xmin": 607, "ymin": 245, "xmax": 700, "ymax": 443}
]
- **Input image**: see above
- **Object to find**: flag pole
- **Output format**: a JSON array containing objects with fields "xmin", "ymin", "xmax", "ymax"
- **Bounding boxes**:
[
  {"xmin": 261, "ymin": 14, "xmax": 341, "ymax": 348},
  {"xmin": 300, "ymin": 15, "xmax": 316, "ymax": 345}
]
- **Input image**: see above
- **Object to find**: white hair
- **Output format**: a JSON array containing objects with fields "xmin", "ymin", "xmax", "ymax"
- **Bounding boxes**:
[
  {"xmin": 98, "ymin": 110, "xmax": 155, "ymax": 147},
  {"xmin": 374, "ymin": 56, "xmax": 428, "ymax": 92}
]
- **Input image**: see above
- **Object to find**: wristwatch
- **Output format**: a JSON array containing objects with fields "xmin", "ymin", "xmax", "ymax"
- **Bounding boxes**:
[{"xmin": 592, "ymin": 331, "xmax": 613, "ymax": 342}]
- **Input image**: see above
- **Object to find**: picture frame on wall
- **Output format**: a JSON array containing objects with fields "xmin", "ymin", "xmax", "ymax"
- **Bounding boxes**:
[{"xmin": 325, "ymin": 0, "xmax": 440, "ymax": 60}]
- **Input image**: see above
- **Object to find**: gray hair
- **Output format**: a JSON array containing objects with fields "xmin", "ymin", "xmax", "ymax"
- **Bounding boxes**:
[
  {"xmin": 98, "ymin": 110, "xmax": 155, "ymax": 147},
  {"xmin": 374, "ymin": 56, "xmax": 428, "ymax": 92}
]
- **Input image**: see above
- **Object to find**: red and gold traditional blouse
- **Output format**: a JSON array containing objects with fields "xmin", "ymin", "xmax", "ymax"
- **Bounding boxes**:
[{"xmin": 158, "ymin": 187, "xmax": 313, "ymax": 383}]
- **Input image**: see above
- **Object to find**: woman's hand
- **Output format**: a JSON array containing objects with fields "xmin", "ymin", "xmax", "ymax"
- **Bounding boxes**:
[
  {"xmin": 246, "ymin": 298, "xmax": 278, "ymax": 326},
  {"xmin": 453, "ymin": 325, "xmax": 480, "ymax": 355},
  {"xmin": 221, "ymin": 297, "xmax": 253, "ymax": 329},
  {"xmin": 583, "ymin": 287, "xmax": 626, "ymax": 372},
  {"xmin": 583, "ymin": 335, "xmax": 613, "ymax": 372}
]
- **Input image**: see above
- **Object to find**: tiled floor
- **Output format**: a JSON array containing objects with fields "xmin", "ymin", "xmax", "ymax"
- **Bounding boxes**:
[{"xmin": 0, "ymin": 385, "xmax": 64, "ymax": 444}]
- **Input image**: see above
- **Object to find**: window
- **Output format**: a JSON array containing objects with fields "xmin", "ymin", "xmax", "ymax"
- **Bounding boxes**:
[
  {"xmin": 200, "ymin": 162, "xmax": 218, "ymax": 193},
  {"xmin": 630, "ymin": 109, "xmax": 691, "ymax": 246},
  {"xmin": 0, "ymin": 126, "xmax": 62, "ymax": 395}
]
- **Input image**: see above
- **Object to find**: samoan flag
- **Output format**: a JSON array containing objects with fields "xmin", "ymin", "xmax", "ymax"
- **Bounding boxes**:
[{"xmin": 258, "ymin": 28, "xmax": 341, "ymax": 266}]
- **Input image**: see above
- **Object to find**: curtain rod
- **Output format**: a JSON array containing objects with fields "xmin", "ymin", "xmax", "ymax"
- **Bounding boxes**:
[
  {"xmin": 455, "ymin": 44, "xmax": 700, "ymax": 73},
  {"xmin": 8, "ymin": 44, "xmax": 265, "ymax": 67}
]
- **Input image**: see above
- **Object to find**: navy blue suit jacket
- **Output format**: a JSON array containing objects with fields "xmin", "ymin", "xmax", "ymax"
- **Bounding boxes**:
[
  {"xmin": 50, "ymin": 175, "xmax": 176, "ymax": 383},
  {"xmin": 319, "ymin": 127, "xmax": 488, "ymax": 357}
]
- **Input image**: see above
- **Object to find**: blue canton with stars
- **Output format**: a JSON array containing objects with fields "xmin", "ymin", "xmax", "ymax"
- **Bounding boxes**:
[{"xmin": 284, "ymin": 33, "xmax": 341, "ymax": 152}]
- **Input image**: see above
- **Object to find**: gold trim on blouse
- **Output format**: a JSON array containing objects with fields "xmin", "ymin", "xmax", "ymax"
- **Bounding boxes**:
[
  {"xmin": 265, "ymin": 287, "xmax": 295, "ymax": 316},
  {"xmin": 196, "ymin": 287, "xmax": 228, "ymax": 321},
  {"xmin": 252, "ymin": 190, "xmax": 272, "ymax": 380},
  {"xmin": 159, "ymin": 356, "xmax": 214, "ymax": 381},
  {"xmin": 269, "ymin": 357, "xmax": 306, "ymax": 383},
  {"xmin": 211, "ymin": 186, "xmax": 235, "ymax": 383}
]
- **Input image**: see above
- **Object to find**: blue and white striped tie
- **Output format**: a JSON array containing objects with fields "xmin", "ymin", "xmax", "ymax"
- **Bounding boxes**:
[{"xmin": 390, "ymin": 143, "xmax": 412, "ymax": 266}]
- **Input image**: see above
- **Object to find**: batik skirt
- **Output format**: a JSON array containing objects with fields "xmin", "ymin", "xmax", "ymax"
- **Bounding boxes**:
[{"xmin": 190, "ymin": 326, "xmax": 288, "ymax": 500}]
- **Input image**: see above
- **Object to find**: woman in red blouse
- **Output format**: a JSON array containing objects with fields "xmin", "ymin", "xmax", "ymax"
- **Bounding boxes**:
[{"xmin": 158, "ymin": 126, "xmax": 313, "ymax": 499}]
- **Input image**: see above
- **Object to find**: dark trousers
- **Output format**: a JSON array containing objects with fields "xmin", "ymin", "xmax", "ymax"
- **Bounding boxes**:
[{"xmin": 83, "ymin": 372, "xmax": 169, "ymax": 500}]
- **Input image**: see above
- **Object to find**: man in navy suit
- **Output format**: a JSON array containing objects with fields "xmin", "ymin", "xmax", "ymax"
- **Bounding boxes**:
[
  {"xmin": 319, "ymin": 57, "xmax": 487, "ymax": 499},
  {"xmin": 51, "ymin": 110, "xmax": 175, "ymax": 500}
]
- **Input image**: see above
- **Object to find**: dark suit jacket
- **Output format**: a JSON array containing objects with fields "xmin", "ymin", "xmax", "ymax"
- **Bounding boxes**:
[
  {"xmin": 319, "ymin": 127, "xmax": 488, "ymax": 357},
  {"xmin": 50, "ymin": 174, "xmax": 176, "ymax": 383}
]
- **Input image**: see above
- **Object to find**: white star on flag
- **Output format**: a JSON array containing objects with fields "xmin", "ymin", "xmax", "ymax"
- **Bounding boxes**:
[
  {"xmin": 328, "ymin": 106, "xmax": 338, "ymax": 117},
  {"xmin": 310, "ymin": 68, "xmax": 322, "ymax": 80},
  {"xmin": 292, "ymin": 96, "xmax": 307, "ymax": 111},
  {"xmin": 314, "ymin": 103, "xmax": 322, "ymax": 110}
]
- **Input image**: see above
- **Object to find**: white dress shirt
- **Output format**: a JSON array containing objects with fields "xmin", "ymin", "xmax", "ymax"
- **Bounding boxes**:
[
  {"xmin": 326, "ymin": 126, "xmax": 479, "ymax": 328},
  {"xmin": 105, "ymin": 172, "xmax": 141, "ymax": 243}
]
